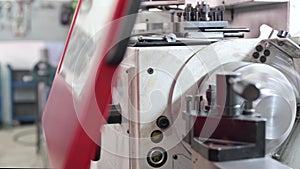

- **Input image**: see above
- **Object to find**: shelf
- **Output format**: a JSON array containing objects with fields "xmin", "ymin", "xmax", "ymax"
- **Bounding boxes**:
[
  {"xmin": 13, "ymin": 82, "xmax": 36, "ymax": 88},
  {"xmin": 14, "ymin": 101, "xmax": 37, "ymax": 104},
  {"xmin": 14, "ymin": 115, "xmax": 36, "ymax": 123},
  {"xmin": 10, "ymin": 68, "xmax": 38, "ymax": 123}
]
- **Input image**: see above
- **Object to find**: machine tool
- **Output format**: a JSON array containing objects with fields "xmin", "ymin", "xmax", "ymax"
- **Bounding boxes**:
[
  {"xmin": 94, "ymin": 29, "xmax": 299, "ymax": 169},
  {"xmin": 43, "ymin": 0, "xmax": 300, "ymax": 169}
]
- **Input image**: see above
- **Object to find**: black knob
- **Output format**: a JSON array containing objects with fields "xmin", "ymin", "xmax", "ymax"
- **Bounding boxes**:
[
  {"xmin": 263, "ymin": 49, "xmax": 271, "ymax": 56},
  {"xmin": 255, "ymin": 45, "xmax": 263, "ymax": 52},
  {"xmin": 156, "ymin": 116, "xmax": 170, "ymax": 129},
  {"xmin": 252, "ymin": 52, "xmax": 260, "ymax": 59},
  {"xmin": 260, "ymin": 56, "xmax": 267, "ymax": 63}
]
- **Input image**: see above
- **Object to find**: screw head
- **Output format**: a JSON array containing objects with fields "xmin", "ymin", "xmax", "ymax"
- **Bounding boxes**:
[
  {"xmin": 260, "ymin": 56, "xmax": 267, "ymax": 63},
  {"xmin": 252, "ymin": 52, "xmax": 260, "ymax": 59},
  {"xmin": 147, "ymin": 68, "xmax": 154, "ymax": 74},
  {"xmin": 255, "ymin": 45, "xmax": 263, "ymax": 52},
  {"xmin": 278, "ymin": 41, "xmax": 285, "ymax": 46},
  {"xmin": 264, "ymin": 49, "xmax": 271, "ymax": 56}
]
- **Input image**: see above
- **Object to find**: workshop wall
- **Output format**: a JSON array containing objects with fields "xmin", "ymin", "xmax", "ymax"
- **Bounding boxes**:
[
  {"xmin": 227, "ymin": 3, "xmax": 288, "ymax": 38},
  {"xmin": 185, "ymin": 0, "xmax": 290, "ymax": 38},
  {"xmin": 0, "ymin": 41, "xmax": 63, "ymax": 70},
  {"xmin": 0, "ymin": 1, "xmax": 70, "ymax": 41}
]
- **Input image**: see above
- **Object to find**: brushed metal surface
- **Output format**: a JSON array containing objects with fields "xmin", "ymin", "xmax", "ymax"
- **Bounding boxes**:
[{"xmin": 197, "ymin": 62, "xmax": 296, "ymax": 153}]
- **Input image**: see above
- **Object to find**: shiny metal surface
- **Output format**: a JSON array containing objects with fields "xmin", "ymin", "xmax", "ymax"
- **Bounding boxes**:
[
  {"xmin": 98, "ymin": 35, "xmax": 299, "ymax": 169},
  {"xmin": 255, "ymin": 96, "xmax": 292, "ymax": 151},
  {"xmin": 236, "ymin": 64, "xmax": 296, "ymax": 153},
  {"xmin": 198, "ymin": 63, "xmax": 296, "ymax": 153},
  {"xmin": 278, "ymin": 119, "xmax": 300, "ymax": 169}
]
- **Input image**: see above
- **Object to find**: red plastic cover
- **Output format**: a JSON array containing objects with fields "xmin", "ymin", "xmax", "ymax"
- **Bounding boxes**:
[{"xmin": 42, "ymin": 0, "xmax": 139, "ymax": 168}]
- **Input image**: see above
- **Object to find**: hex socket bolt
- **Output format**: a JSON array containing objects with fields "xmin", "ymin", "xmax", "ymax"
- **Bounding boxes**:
[
  {"xmin": 177, "ymin": 12, "xmax": 182, "ymax": 22},
  {"xmin": 185, "ymin": 95, "xmax": 193, "ymax": 114},
  {"xmin": 170, "ymin": 9, "xmax": 176, "ymax": 22},
  {"xmin": 194, "ymin": 95, "xmax": 202, "ymax": 114}
]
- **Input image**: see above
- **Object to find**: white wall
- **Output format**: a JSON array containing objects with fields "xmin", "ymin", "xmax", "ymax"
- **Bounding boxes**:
[
  {"xmin": 184, "ymin": 1, "xmax": 290, "ymax": 38},
  {"xmin": 0, "ymin": 41, "xmax": 45, "ymax": 70},
  {"xmin": 289, "ymin": 0, "xmax": 300, "ymax": 36},
  {"xmin": 227, "ymin": 3, "xmax": 289, "ymax": 38},
  {"xmin": 0, "ymin": 41, "xmax": 64, "ymax": 70},
  {"xmin": 0, "ymin": 1, "xmax": 70, "ymax": 41}
]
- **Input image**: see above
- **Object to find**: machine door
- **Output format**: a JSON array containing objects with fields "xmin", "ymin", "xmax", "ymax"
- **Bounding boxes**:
[{"xmin": 42, "ymin": 0, "xmax": 140, "ymax": 168}]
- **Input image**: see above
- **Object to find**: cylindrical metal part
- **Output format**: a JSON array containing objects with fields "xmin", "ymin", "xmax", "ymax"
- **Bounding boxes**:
[
  {"xmin": 200, "ymin": 1, "xmax": 210, "ymax": 21},
  {"xmin": 242, "ymin": 100, "xmax": 255, "ymax": 115},
  {"xmin": 138, "ymin": 36, "xmax": 164, "ymax": 42},
  {"xmin": 185, "ymin": 95, "xmax": 193, "ymax": 114},
  {"xmin": 205, "ymin": 85, "xmax": 216, "ymax": 111},
  {"xmin": 194, "ymin": 2, "xmax": 201, "ymax": 21},
  {"xmin": 194, "ymin": 11, "xmax": 200, "ymax": 21},
  {"xmin": 184, "ymin": 3, "xmax": 193, "ymax": 21},
  {"xmin": 212, "ymin": 10, "xmax": 218, "ymax": 21},
  {"xmin": 218, "ymin": 6, "xmax": 225, "ymax": 21},
  {"xmin": 224, "ymin": 33, "xmax": 245, "ymax": 38},
  {"xmin": 216, "ymin": 73, "xmax": 242, "ymax": 117},
  {"xmin": 177, "ymin": 12, "xmax": 182, "ymax": 22},
  {"xmin": 195, "ymin": 95, "xmax": 202, "ymax": 114},
  {"xmin": 170, "ymin": 10, "xmax": 175, "ymax": 22}
]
